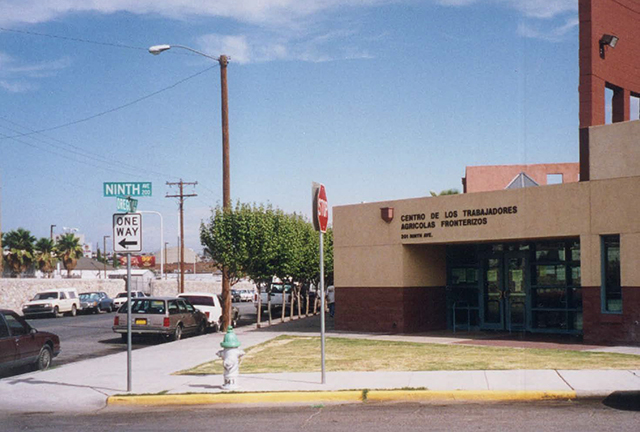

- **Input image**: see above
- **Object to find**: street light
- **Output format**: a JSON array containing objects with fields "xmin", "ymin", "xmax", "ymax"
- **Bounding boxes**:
[{"xmin": 149, "ymin": 44, "xmax": 232, "ymax": 328}]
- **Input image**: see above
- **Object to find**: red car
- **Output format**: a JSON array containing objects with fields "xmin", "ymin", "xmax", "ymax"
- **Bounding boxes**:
[{"xmin": 0, "ymin": 309, "xmax": 61, "ymax": 372}]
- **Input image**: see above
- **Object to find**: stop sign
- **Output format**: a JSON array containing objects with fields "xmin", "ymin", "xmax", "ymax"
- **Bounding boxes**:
[{"xmin": 315, "ymin": 184, "xmax": 329, "ymax": 233}]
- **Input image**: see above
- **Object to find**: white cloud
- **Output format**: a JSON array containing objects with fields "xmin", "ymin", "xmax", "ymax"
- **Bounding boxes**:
[
  {"xmin": 0, "ymin": 51, "xmax": 71, "ymax": 92},
  {"xmin": 517, "ymin": 17, "xmax": 579, "ymax": 42},
  {"xmin": 0, "ymin": 0, "xmax": 393, "ymax": 27}
]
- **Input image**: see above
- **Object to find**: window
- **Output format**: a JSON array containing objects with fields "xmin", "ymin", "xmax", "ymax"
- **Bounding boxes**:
[
  {"xmin": 547, "ymin": 174, "xmax": 563, "ymax": 185},
  {"xmin": 4, "ymin": 313, "xmax": 29, "ymax": 336},
  {"xmin": 168, "ymin": 301, "xmax": 179, "ymax": 315},
  {"xmin": 0, "ymin": 316, "xmax": 9, "ymax": 338},
  {"xmin": 602, "ymin": 235, "xmax": 622, "ymax": 313}
]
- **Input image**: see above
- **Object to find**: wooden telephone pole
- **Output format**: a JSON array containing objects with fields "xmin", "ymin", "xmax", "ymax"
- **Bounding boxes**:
[{"xmin": 166, "ymin": 180, "xmax": 197, "ymax": 293}]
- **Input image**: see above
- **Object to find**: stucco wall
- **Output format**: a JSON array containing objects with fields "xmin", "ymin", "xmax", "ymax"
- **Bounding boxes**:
[
  {"xmin": 334, "ymin": 175, "xmax": 640, "ymax": 288},
  {"xmin": 589, "ymin": 120, "xmax": 640, "ymax": 181},
  {"xmin": 0, "ymin": 279, "xmax": 256, "ymax": 314}
]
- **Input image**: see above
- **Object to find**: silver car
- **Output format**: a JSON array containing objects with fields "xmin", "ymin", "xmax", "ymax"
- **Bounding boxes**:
[{"xmin": 112, "ymin": 297, "xmax": 206, "ymax": 342}]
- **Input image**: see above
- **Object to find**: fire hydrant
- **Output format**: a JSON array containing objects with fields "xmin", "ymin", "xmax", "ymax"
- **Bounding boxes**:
[{"xmin": 216, "ymin": 326, "xmax": 245, "ymax": 390}]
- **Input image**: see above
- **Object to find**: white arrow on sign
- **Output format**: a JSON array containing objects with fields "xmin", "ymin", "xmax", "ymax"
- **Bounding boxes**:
[{"xmin": 113, "ymin": 213, "xmax": 142, "ymax": 253}]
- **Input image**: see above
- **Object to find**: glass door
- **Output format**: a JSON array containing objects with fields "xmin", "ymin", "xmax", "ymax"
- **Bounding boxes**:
[
  {"xmin": 482, "ymin": 257, "xmax": 504, "ymax": 329},
  {"xmin": 505, "ymin": 253, "xmax": 528, "ymax": 331}
]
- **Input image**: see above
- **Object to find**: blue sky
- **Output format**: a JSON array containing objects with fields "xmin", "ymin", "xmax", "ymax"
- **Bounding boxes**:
[{"xmin": 0, "ymin": 0, "xmax": 610, "ymax": 254}]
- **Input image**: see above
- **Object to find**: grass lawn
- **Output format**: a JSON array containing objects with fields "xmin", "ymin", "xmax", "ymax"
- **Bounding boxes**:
[{"xmin": 179, "ymin": 335, "xmax": 640, "ymax": 375}]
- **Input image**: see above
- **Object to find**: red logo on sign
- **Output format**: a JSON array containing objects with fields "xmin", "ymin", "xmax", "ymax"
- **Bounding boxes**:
[{"xmin": 317, "ymin": 184, "xmax": 329, "ymax": 233}]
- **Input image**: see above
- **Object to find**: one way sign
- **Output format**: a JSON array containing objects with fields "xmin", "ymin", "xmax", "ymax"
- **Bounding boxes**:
[{"xmin": 113, "ymin": 213, "xmax": 142, "ymax": 253}]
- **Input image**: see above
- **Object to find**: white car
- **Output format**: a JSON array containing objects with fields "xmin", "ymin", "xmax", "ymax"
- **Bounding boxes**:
[
  {"xmin": 178, "ymin": 292, "xmax": 223, "ymax": 332},
  {"xmin": 112, "ymin": 291, "xmax": 148, "ymax": 310},
  {"xmin": 22, "ymin": 288, "xmax": 81, "ymax": 318},
  {"xmin": 238, "ymin": 289, "xmax": 254, "ymax": 302}
]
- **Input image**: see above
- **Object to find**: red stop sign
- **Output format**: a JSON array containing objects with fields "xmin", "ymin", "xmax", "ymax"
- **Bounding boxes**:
[{"xmin": 316, "ymin": 184, "xmax": 329, "ymax": 233}]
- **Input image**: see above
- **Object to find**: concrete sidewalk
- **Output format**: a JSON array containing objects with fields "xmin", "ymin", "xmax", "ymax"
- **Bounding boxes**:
[{"xmin": 1, "ymin": 317, "xmax": 639, "ymax": 413}]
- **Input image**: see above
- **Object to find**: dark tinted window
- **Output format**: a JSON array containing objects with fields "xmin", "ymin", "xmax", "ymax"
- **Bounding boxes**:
[
  {"xmin": 0, "ymin": 316, "xmax": 9, "ymax": 338},
  {"xmin": 131, "ymin": 299, "xmax": 166, "ymax": 314},
  {"xmin": 180, "ymin": 296, "xmax": 214, "ymax": 306},
  {"xmin": 177, "ymin": 300, "xmax": 188, "ymax": 313},
  {"xmin": 168, "ymin": 300, "xmax": 180, "ymax": 315},
  {"xmin": 4, "ymin": 313, "xmax": 29, "ymax": 336}
]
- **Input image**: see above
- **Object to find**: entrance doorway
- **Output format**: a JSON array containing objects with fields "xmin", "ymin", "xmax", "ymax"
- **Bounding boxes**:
[{"xmin": 482, "ymin": 252, "xmax": 528, "ymax": 331}]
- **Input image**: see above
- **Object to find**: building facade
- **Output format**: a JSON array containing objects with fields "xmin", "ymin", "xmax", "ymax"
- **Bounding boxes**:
[{"xmin": 333, "ymin": 0, "xmax": 640, "ymax": 345}]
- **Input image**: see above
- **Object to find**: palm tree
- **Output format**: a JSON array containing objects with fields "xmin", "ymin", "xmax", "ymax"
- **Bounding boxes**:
[
  {"xmin": 55, "ymin": 233, "xmax": 84, "ymax": 278},
  {"xmin": 2, "ymin": 228, "xmax": 36, "ymax": 277},
  {"xmin": 35, "ymin": 238, "xmax": 57, "ymax": 278}
]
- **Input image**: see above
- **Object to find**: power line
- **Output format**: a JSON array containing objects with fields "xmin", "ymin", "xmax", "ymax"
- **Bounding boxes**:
[
  {"xmin": 0, "ymin": 26, "xmax": 147, "ymax": 51},
  {"xmin": 0, "ymin": 117, "xmax": 181, "ymax": 181},
  {"xmin": 0, "ymin": 65, "xmax": 218, "ymax": 140}
]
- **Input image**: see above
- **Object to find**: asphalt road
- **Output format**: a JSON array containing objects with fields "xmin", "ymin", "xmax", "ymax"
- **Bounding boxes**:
[{"xmin": 1, "ymin": 399, "xmax": 638, "ymax": 431}]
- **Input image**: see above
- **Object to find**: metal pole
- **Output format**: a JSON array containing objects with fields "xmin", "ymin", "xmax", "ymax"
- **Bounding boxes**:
[
  {"xmin": 126, "ymin": 253, "xmax": 132, "ymax": 392},
  {"xmin": 320, "ymin": 231, "xmax": 326, "ymax": 384},
  {"xmin": 103, "ymin": 235, "xmax": 110, "ymax": 279}
]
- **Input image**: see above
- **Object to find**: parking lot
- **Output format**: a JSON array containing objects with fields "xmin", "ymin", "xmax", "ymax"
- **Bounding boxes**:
[{"xmin": 1, "ymin": 301, "xmax": 260, "ymax": 379}]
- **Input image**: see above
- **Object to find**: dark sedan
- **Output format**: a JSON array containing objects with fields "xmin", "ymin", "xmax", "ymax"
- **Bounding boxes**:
[
  {"xmin": 0, "ymin": 309, "xmax": 61, "ymax": 371},
  {"xmin": 79, "ymin": 291, "xmax": 115, "ymax": 313}
]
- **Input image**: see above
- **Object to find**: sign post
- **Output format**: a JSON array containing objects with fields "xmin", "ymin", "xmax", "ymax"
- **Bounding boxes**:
[
  {"xmin": 312, "ymin": 182, "xmax": 329, "ymax": 384},
  {"xmin": 113, "ymin": 212, "xmax": 142, "ymax": 392}
]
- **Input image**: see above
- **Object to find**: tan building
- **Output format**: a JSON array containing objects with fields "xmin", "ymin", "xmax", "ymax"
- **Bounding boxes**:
[{"xmin": 333, "ymin": 0, "xmax": 640, "ymax": 345}]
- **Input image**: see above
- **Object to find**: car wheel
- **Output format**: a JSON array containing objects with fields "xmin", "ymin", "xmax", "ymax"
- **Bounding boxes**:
[
  {"xmin": 171, "ymin": 324, "xmax": 183, "ymax": 341},
  {"xmin": 35, "ymin": 346, "xmax": 53, "ymax": 371},
  {"xmin": 69, "ymin": 305, "xmax": 77, "ymax": 317},
  {"xmin": 121, "ymin": 333, "xmax": 128, "ymax": 343},
  {"xmin": 53, "ymin": 306, "xmax": 62, "ymax": 318}
]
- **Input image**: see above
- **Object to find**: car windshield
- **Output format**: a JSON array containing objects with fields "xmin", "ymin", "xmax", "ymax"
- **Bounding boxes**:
[
  {"xmin": 180, "ymin": 295, "xmax": 214, "ymax": 306},
  {"xmin": 130, "ymin": 299, "xmax": 166, "ymax": 314},
  {"xmin": 80, "ymin": 293, "xmax": 100, "ymax": 300},
  {"xmin": 34, "ymin": 292, "xmax": 58, "ymax": 300}
]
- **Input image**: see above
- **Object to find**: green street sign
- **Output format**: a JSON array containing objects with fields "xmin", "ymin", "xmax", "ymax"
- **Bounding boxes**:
[
  {"xmin": 104, "ymin": 182, "xmax": 152, "ymax": 197},
  {"xmin": 116, "ymin": 196, "xmax": 138, "ymax": 213}
]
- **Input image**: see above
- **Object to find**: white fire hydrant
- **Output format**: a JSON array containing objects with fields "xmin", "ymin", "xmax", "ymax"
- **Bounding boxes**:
[{"xmin": 216, "ymin": 326, "xmax": 245, "ymax": 390}]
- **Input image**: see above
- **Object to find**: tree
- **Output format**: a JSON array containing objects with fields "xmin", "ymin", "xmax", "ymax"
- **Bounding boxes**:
[
  {"xmin": 55, "ymin": 233, "xmax": 84, "ymax": 278},
  {"xmin": 35, "ymin": 237, "xmax": 56, "ymax": 278},
  {"xmin": 430, "ymin": 189, "xmax": 460, "ymax": 196},
  {"xmin": 2, "ymin": 228, "xmax": 36, "ymax": 277}
]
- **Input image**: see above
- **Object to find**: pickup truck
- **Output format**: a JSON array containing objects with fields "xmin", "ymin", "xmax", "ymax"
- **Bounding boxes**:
[{"xmin": 255, "ymin": 283, "xmax": 292, "ymax": 313}]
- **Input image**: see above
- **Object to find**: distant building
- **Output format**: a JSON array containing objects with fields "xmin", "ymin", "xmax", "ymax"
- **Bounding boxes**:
[{"xmin": 462, "ymin": 163, "xmax": 579, "ymax": 193}]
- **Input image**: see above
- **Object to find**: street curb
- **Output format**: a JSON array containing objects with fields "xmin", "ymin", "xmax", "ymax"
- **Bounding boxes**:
[{"xmin": 107, "ymin": 389, "xmax": 577, "ymax": 407}]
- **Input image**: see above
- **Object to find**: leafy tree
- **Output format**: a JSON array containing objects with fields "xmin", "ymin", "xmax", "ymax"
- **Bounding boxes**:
[
  {"xmin": 55, "ymin": 233, "xmax": 84, "ymax": 277},
  {"xmin": 200, "ymin": 202, "xmax": 250, "ymax": 327},
  {"xmin": 430, "ymin": 188, "xmax": 460, "ymax": 196},
  {"xmin": 35, "ymin": 237, "xmax": 56, "ymax": 278},
  {"xmin": 2, "ymin": 228, "xmax": 36, "ymax": 277}
]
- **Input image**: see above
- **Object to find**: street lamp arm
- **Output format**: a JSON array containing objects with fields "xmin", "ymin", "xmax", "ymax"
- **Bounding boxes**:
[{"xmin": 148, "ymin": 44, "xmax": 223, "ymax": 63}]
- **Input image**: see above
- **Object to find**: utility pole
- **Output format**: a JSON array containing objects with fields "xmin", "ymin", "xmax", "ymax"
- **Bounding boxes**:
[
  {"xmin": 219, "ymin": 54, "xmax": 232, "ymax": 330},
  {"xmin": 166, "ymin": 180, "xmax": 197, "ymax": 293}
]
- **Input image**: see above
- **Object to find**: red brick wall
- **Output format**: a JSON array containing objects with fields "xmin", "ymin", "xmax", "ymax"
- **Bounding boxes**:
[
  {"xmin": 579, "ymin": 0, "xmax": 640, "ymax": 128},
  {"xmin": 579, "ymin": 0, "xmax": 640, "ymax": 179},
  {"xmin": 582, "ymin": 286, "xmax": 640, "ymax": 345},
  {"xmin": 335, "ymin": 286, "xmax": 446, "ymax": 333}
]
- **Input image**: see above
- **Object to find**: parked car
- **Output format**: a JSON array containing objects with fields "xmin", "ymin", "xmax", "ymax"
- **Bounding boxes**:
[
  {"xmin": 255, "ymin": 283, "xmax": 293, "ymax": 313},
  {"xmin": 112, "ymin": 297, "xmax": 206, "ymax": 342},
  {"xmin": 0, "ymin": 309, "xmax": 61, "ymax": 372},
  {"xmin": 217, "ymin": 295, "xmax": 240, "ymax": 328},
  {"xmin": 231, "ymin": 289, "xmax": 241, "ymax": 302},
  {"xmin": 238, "ymin": 289, "xmax": 254, "ymax": 302},
  {"xmin": 177, "ymin": 292, "xmax": 223, "ymax": 332},
  {"xmin": 22, "ymin": 288, "xmax": 81, "ymax": 318},
  {"xmin": 79, "ymin": 292, "xmax": 115, "ymax": 313},
  {"xmin": 112, "ymin": 291, "xmax": 148, "ymax": 309}
]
